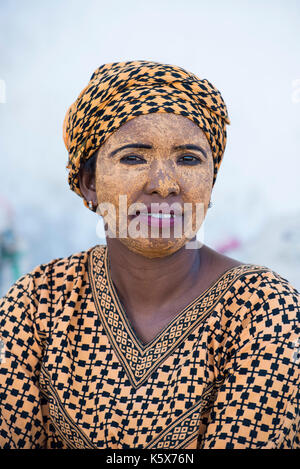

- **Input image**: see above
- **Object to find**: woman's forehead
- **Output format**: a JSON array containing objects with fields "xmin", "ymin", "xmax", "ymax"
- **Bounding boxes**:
[{"xmin": 102, "ymin": 113, "xmax": 209, "ymax": 147}]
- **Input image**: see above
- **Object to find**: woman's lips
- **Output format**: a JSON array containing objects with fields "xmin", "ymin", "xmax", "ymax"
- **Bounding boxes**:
[{"xmin": 130, "ymin": 211, "xmax": 183, "ymax": 229}]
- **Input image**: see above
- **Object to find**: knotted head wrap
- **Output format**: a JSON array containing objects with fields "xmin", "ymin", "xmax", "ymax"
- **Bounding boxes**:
[{"xmin": 63, "ymin": 60, "xmax": 230, "ymax": 209}]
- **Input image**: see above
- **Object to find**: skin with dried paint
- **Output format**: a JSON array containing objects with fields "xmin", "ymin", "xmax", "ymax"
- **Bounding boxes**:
[{"xmin": 79, "ymin": 113, "xmax": 242, "ymax": 344}]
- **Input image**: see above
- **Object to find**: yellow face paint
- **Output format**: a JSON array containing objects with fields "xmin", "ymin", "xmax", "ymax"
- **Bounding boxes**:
[
  {"xmin": 95, "ymin": 113, "xmax": 214, "ymax": 258},
  {"xmin": 63, "ymin": 60, "xmax": 230, "ymax": 209}
]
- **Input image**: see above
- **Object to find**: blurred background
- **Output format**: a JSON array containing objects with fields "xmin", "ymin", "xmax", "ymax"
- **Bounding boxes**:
[{"xmin": 0, "ymin": 0, "xmax": 299, "ymax": 295}]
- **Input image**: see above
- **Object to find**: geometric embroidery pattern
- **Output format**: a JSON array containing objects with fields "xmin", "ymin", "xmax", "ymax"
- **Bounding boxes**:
[
  {"xmin": 39, "ymin": 366, "xmax": 95, "ymax": 449},
  {"xmin": 88, "ymin": 246, "xmax": 270, "ymax": 388},
  {"xmin": 146, "ymin": 378, "xmax": 225, "ymax": 449},
  {"xmin": 1, "ymin": 244, "xmax": 299, "ymax": 449}
]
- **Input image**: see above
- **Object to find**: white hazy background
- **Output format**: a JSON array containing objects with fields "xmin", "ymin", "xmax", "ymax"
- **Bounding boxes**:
[{"xmin": 0, "ymin": 0, "xmax": 300, "ymax": 294}]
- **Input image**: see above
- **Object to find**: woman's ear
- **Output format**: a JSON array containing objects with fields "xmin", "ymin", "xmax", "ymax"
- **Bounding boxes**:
[{"xmin": 79, "ymin": 165, "xmax": 97, "ymax": 205}]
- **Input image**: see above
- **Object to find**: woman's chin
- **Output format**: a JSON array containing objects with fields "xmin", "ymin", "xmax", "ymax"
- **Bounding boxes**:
[{"xmin": 118, "ymin": 236, "xmax": 188, "ymax": 259}]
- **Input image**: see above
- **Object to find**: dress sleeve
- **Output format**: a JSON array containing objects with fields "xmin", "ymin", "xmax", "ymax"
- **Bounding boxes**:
[
  {"xmin": 199, "ymin": 272, "xmax": 300, "ymax": 449},
  {"xmin": 0, "ymin": 273, "xmax": 46, "ymax": 449}
]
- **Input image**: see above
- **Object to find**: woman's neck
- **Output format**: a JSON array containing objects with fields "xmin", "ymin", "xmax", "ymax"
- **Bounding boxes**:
[{"xmin": 106, "ymin": 238, "xmax": 210, "ymax": 318}]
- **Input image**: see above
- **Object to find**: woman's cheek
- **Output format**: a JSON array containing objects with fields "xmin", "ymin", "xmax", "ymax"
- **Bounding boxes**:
[
  {"xmin": 96, "ymin": 163, "xmax": 145, "ymax": 208},
  {"xmin": 180, "ymin": 171, "xmax": 212, "ymax": 233},
  {"xmin": 181, "ymin": 171, "xmax": 211, "ymax": 202},
  {"xmin": 96, "ymin": 174, "xmax": 119, "ymax": 205},
  {"xmin": 96, "ymin": 161, "xmax": 122, "ymax": 204}
]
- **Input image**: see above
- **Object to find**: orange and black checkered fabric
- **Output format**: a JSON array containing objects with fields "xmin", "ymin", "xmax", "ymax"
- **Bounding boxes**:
[
  {"xmin": 0, "ymin": 245, "xmax": 299, "ymax": 449},
  {"xmin": 63, "ymin": 61, "xmax": 230, "ymax": 209}
]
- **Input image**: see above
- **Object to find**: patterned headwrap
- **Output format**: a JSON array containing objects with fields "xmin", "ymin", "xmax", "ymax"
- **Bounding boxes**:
[{"xmin": 63, "ymin": 60, "xmax": 230, "ymax": 209}]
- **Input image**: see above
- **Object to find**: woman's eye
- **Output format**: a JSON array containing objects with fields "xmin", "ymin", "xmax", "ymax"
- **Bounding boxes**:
[
  {"xmin": 120, "ymin": 155, "xmax": 146, "ymax": 164},
  {"xmin": 177, "ymin": 155, "xmax": 201, "ymax": 165}
]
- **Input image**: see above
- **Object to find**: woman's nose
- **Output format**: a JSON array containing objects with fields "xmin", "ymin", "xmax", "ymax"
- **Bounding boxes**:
[{"xmin": 143, "ymin": 162, "xmax": 180, "ymax": 198}]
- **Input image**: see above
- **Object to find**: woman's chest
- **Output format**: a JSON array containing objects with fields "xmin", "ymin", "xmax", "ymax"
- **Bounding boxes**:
[{"xmin": 40, "ymin": 315, "xmax": 222, "ymax": 449}]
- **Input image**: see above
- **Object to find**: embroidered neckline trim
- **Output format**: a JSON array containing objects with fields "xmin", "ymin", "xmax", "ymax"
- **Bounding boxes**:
[{"xmin": 88, "ymin": 245, "xmax": 268, "ymax": 388}]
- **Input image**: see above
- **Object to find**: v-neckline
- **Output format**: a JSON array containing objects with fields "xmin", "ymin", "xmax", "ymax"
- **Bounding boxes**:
[
  {"xmin": 88, "ymin": 244, "xmax": 267, "ymax": 388},
  {"xmin": 105, "ymin": 248, "xmax": 237, "ymax": 349}
]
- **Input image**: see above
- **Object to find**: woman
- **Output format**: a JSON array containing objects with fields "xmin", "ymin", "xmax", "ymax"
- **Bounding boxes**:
[{"xmin": 0, "ymin": 60, "xmax": 299, "ymax": 449}]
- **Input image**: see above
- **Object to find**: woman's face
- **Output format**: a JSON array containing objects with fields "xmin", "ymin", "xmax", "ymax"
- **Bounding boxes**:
[{"xmin": 94, "ymin": 113, "xmax": 214, "ymax": 258}]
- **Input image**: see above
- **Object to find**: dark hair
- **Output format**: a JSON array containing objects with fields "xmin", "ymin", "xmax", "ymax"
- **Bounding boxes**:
[{"xmin": 79, "ymin": 150, "xmax": 98, "ymax": 178}]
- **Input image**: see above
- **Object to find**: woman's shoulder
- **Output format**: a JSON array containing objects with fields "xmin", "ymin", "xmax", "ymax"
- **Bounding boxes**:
[
  {"xmin": 207, "ymin": 246, "xmax": 299, "ymax": 297},
  {"xmin": 215, "ymin": 261, "xmax": 300, "ymax": 343},
  {"xmin": 229, "ymin": 261, "xmax": 300, "ymax": 298},
  {"xmin": 206, "ymin": 246, "xmax": 300, "ymax": 331},
  {"xmin": 206, "ymin": 259, "xmax": 300, "ymax": 359},
  {"xmin": 222, "ymin": 260, "xmax": 300, "ymax": 311},
  {"xmin": 0, "ymin": 245, "xmax": 106, "ymax": 348},
  {"xmin": 1, "ymin": 244, "xmax": 106, "ymax": 301},
  {"xmin": 29, "ymin": 243, "xmax": 102, "ymax": 278}
]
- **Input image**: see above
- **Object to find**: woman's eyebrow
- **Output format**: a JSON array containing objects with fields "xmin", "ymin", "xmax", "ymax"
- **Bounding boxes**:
[
  {"xmin": 109, "ymin": 143, "xmax": 152, "ymax": 157},
  {"xmin": 109, "ymin": 143, "xmax": 207, "ymax": 158},
  {"xmin": 173, "ymin": 144, "xmax": 207, "ymax": 158}
]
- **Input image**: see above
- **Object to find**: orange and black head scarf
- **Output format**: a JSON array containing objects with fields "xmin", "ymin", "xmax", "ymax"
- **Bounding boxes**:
[{"xmin": 63, "ymin": 60, "xmax": 230, "ymax": 210}]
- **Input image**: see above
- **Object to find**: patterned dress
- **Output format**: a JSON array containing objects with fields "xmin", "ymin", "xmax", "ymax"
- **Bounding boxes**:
[{"xmin": 0, "ymin": 245, "xmax": 299, "ymax": 449}]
